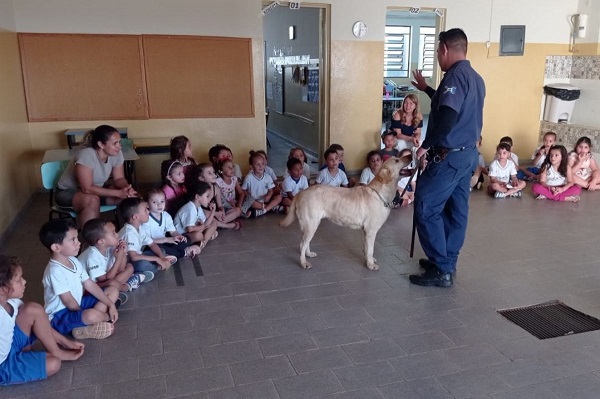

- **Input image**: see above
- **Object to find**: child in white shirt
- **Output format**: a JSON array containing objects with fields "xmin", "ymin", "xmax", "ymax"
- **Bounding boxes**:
[
  {"xmin": 174, "ymin": 181, "xmax": 219, "ymax": 247},
  {"xmin": 144, "ymin": 189, "xmax": 202, "ymax": 258},
  {"xmin": 281, "ymin": 158, "xmax": 309, "ymax": 209},
  {"xmin": 316, "ymin": 148, "xmax": 349, "ymax": 187},
  {"xmin": 488, "ymin": 142, "xmax": 526, "ymax": 198},
  {"xmin": 118, "ymin": 198, "xmax": 175, "ymax": 274},
  {"xmin": 190, "ymin": 163, "xmax": 242, "ymax": 229},
  {"xmin": 286, "ymin": 147, "xmax": 312, "ymax": 181},
  {"xmin": 527, "ymin": 131, "xmax": 557, "ymax": 180},
  {"xmin": 40, "ymin": 219, "xmax": 122, "ymax": 340},
  {"xmin": 242, "ymin": 152, "xmax": 284, "ymax": 217},
  {"xmin": 359, "ymin": 151, "xmax": 383, "ymax": 186},
  {"xmin": 0, "ymin": 255, "xmax": 84, "ymax": 385},
  {"xmin": 79, "ymin": 218, "xmax": 153, "ymax": 292}
]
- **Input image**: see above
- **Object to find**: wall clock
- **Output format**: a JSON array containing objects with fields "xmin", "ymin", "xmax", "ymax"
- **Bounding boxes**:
[{"xmin": 352, "ymin": 21, "xmax": 367, "ymax": 38}]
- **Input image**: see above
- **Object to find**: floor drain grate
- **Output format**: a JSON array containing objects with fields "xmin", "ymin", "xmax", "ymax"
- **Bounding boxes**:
[{"xmin": 497, "ymin": 300, "xmax": 600, "ymax": 339}]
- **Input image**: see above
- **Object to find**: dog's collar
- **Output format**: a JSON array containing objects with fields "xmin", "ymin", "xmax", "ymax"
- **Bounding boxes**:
[{"xmin": 368, "ymin": 186, "xmax": 392, "ymax": 209}]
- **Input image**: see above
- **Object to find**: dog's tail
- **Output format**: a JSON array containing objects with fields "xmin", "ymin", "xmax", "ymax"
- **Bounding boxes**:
[{"xmin": 279, "ymin": 198, "xmax": 296, "ymax": 227}]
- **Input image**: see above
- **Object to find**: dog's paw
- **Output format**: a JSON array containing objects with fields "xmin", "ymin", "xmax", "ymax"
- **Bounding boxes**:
[
  {"xmin": 306, "ymin": 251, "xmax": 317, "ymax": 258},
  {"xmin": 366, "ymin": 262, "xmax": 379, "ymax": 271},
  {"xmin": 301, "ymin": 261, "xmax": 312, "ymax": 269}
]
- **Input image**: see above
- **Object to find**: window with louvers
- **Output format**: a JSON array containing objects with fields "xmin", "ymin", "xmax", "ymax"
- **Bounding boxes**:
[
  {"xmin": 384, "ymin": 26, "xmax": 410, "ymax": 78},
  {"xmin": 419, "ymin": 27, "xmax": 436, "ymax": 78}
]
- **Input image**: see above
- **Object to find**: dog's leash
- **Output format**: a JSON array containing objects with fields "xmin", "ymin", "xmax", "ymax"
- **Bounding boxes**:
[
  {"xmin": 409, "ymin": 160, "xmax": 424, "ymax": 258},
  {"xmin": 396, "ymin": 164, "xmax": 420, "ymax": 202}
]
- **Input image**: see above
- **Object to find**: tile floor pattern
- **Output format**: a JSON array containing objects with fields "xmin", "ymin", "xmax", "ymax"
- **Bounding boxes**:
[{"xmin": 4, "ymin": 186, "xmax": 600, "ymax": 398}]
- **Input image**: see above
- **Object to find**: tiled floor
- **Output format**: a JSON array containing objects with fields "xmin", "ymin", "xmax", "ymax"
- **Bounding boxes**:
[{"xmin": 3, "ymin": 183, "xmax": 600, "ymax": 398}]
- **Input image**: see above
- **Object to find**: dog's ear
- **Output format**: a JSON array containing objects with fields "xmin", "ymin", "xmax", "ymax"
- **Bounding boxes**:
[{"xmin": 377, "ymin": 165, "xmax": 393, "ymax": 184}]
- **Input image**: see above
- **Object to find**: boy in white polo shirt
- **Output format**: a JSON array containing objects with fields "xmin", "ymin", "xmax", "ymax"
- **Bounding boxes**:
[
  {"xmin": 118, "ymin": 197, "xmax": 175, "ymax": 274},
  {"xmin": 40, "ymin": 219, "xmax": 123, "ymax": 340},
  {"xmin": 78, "ymin": 218, "xmax": 153, "ymax": 292},
  {"xmin": 316, "ymin": 148, "xmax": 348, "ymax": 187},
  {"xmin": 488, "ymin": 142, "xmax": 526, "ymax": 199}
]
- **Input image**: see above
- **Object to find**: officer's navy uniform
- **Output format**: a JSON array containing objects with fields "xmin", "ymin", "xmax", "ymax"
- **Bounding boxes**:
[{"xmin": 414, "ymin": 59, "xmax": 486, "ymax": 275}]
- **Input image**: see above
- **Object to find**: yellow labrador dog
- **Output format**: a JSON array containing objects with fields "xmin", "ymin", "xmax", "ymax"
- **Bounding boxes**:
[{"xmin": 280, "ymin": 155, "xmax": 412, "ymax": 270}]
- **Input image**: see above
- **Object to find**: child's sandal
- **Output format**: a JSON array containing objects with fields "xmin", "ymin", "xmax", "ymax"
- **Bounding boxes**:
[{"xmin": 233, "ymin": 220, "xmax": 242, "ymax": 230}]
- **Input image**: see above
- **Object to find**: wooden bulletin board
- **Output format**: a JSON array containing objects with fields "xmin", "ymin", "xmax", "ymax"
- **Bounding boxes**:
[
  {"xmin": 18, "ymin": 34, "xmax": 148, "ymax": 122},
  {"xmin": 143, "ymin": 35, "xmax": 254, "ymax": 119}
]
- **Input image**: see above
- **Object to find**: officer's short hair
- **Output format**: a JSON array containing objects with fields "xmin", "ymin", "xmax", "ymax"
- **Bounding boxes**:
[{"xmin": 439, "ymin": 28, "xmax": 468, "ymax": 53}]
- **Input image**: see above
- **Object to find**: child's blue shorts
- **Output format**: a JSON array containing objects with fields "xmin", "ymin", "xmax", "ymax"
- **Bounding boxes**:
[
  {"xmin": 0, "ymin": 325, "xmax": 46, "ymax": 385},
  {"xmin": 50, "ymin": 295, "xmax": 99, "ymax": 335}
]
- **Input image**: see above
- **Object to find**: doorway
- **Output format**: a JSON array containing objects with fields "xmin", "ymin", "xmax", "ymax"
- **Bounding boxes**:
[
  {"xmin": 262, "ymin": 2, "xmax": 329, "ymax": 176},
  {"xmin": 383, "ymin": 8, "xmax": 445, "ymax": 137}
]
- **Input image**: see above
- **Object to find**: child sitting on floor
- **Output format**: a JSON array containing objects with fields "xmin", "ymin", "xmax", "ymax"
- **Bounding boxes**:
[
  {"xmin": 118, "ymin": 197, "xmax": 176, "ymax": 274},
  {"xmin": 569, "ymin": 136, "xmax": 600, "ymax": 190},
  {"xmin": 281, "ymin": 157, "xmax": 309, "ymax": 210},
  {"xmin": 520, "ymin": 131, "xmax": 557, "ymax": 181},
  {"xmin": 209, "ymin": 144, "xmax": 243, "ymax": 180},
  {"xmin": 379, "ymin": 130, "xmax": 400, "ymax": 162},
  {"xmin": 174, "ymin": 181, "xmax": 219, "ymax": 247},
  {"xmin": 0, "ymin": 255, "xmax": 84, "ymax": 385},
  {"xmin": 359, "ymin": 151, "xmax": 382, "ymax": 186},
  {"xmin": 216, "ymin": 159, "xmax": 252, "ymax": 219},
  {"xmin": 286, "ymin": 147, "xmax": 311, "ymax": 181},
  {"xmin": 253, "ymin": 150, "xmax": 278, "ymax": 182},
  {"xmin": 78, "ymin": 218, "xmax": 153, "ymax": 292},
  {"xmin": 470, "ymin": 137, "xmax": 487, "ymax": 190},
  {"xmin": 242, "ymin": 151, "xmax": 284, "ymax": 217},
  {"xmin": 189, "ymin": 163, "xmax": 242, "ymax": 229},
  {"xmin": 144, "ymin": 189, "xmax": 202, "ymax": 258},
  {"xmin": 316, "ymin": 148, "xmax": 348, "ymax": 187},
  {"xmin": 498, "ymin": 136, "xmax": 519, "ymax": 165},
  {"xmin": 39, "ymin": 219, "xmax": 123, "ymax": 340},
  {"xmin": 161, "ymin": 160, "xmax": 187, "ymax": 216},
  {"xmin": 169, "ymin": 135, "xmax": 197, "ymax": 177},
  {"xmin": 532, "ymin": 145, "xmax": 582, "ymax": 202},
  {"xmin": 488, "ymin": 142, "xmax": 526, "ymax": 198},
  {"xmin": 320, "ymin": 144, "xmax": 355, "ymax": 187}
]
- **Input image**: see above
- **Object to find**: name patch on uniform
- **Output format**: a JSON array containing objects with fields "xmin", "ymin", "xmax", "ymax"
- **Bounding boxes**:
[{"xmin": 443, "ymin": 86, "xmax": 457, "ymax": 95}]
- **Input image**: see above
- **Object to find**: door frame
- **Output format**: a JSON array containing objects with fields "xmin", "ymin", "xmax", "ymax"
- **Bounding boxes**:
[
  {"xmin": 385, "ymin": 7, "xmax": 446, "ymax": 89},
  {"xmin": 261, "ymin": 1, "xmax": 330, "ymax": 158}
]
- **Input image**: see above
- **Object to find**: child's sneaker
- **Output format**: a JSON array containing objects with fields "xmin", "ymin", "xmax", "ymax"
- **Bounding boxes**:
[
  {"xmin": 510, "ymin": 191, "xmax": 522, "ymax": 198},
  {"xmin": 126, "ymin": 274, "xmax": 141, "ymax": 291},
  {"xmin": 115, "ymin": 292, "xmax": 128, "ymax": 308},
  {"xmin": 141, "ymin": 271, "xmax": 154, "ymax": 283},
  {"xmin": 251, "ymin": 208, "xmax": 266, "ymax": 218},
  {"xmin": 475, "ymin": 181, "xmax": 483, "ymax": 190},
  {"xmin": 72, "ymin": 321, "xmax": 114, "ymax": 340},
  {"xmin": 271, "ymin": 205, "xmax": 285, "ymax": 214},
  {"xmin": 494, "ymin": 191, "xmax": 506, "ymax": 199}
]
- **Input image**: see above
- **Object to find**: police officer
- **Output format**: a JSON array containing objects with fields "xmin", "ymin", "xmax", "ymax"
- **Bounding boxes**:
[{"xmin": 409, "ymin": 28, "xmax": 485, "ymax": 287}]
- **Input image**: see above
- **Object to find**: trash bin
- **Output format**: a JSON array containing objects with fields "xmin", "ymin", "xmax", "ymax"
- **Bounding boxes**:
[{"xmin": 543, "ymin": 84, "xmax": 581, "ymax": 123}]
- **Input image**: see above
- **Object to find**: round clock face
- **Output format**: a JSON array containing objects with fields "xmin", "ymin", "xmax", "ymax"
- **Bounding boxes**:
[{"xmin": 352, "ymin": 21, "xmax": 367, "ymax": 38}]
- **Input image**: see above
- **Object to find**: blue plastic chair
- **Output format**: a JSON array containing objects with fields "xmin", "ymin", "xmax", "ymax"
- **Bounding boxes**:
[{"xmin": 40, "ymin": 160, "xmax": 118, "ymax": 225}]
